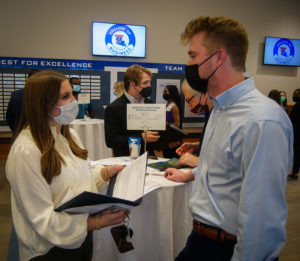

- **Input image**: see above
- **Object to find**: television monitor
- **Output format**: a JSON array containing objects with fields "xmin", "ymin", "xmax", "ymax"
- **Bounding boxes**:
[
  {"xmin": 92, "ymin": 22, "xmax": 146, "ymax": 58},
  {"xmin": 263, "ymin": 36, "xmax": 300, "ymax": 66}
]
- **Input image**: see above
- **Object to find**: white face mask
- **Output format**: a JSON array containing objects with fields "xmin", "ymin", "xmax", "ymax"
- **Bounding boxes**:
[{"xmin": 53, "ymin": 99, "xmax": 78, "ymax": 125}]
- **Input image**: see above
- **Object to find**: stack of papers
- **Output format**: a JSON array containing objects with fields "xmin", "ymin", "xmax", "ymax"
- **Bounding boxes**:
[{"xmin": 55, "ymin": 152, "xmax": 148, "ymax": 215}]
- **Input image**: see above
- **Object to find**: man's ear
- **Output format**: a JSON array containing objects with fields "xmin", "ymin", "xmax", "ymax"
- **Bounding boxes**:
[
  {"xmin": 216, "ymin": 48, "xmax": 227, "ymax": 67},
  {"xmin": 129, "ymin": 81, "xmax": 137, "ymax": 90}
]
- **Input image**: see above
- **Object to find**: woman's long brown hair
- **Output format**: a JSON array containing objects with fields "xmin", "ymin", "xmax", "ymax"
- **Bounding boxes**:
[{"xmin": 15, "ymin": 70, "xmax": 88, "ymax": 184}]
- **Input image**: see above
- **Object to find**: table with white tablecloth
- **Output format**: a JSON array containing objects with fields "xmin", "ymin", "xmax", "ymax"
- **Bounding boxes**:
[
  {"xmin": 91, "ymin": 157, "xmax": 193, "ymax": 261},
  {"xmin": 70, "ymin": 119, "xmax": 112, "ymax": 161}
]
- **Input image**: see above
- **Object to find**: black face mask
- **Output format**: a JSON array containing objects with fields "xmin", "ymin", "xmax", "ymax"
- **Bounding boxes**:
[
  {"xmin": 185, "ymin": 51, "xmax": 219, "ymax": 93},
  {"xmin": 163, "ymin": 93, "xmax": 170, "ymax": 101},
  {"xmin": 140, "ymin": 86, "xmax": 152, "ymax": 98}
]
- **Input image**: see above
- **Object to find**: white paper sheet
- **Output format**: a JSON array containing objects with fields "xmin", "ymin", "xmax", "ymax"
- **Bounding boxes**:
[
  {"xmin": 90, "ymin": 157, "xmax": 131, "ymax": 167},
  {"xmin": 127, "ymin": 104, "xmax": 166, "ymax": 130},
  {"xmin": 112, "ymin": 152, "xmax": 148, "ymax": 201},
  {"xmin": 78, "ymin": 93, "xmax": 90, "ymax": 104}
]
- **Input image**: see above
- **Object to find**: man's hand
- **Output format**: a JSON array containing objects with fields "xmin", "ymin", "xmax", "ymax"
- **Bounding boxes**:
[
  {"xmin": 176, "ymin": 142, "xmax": 197, "ymax": 156},
  {"xmin": 178, "ymin": 153, "xmax": 199, "ymax": 168},
  {"xmin": 142, "ymin": 131, "xmax": 160, "ymax": 143},
  {"xmin": 164, "ymin": 168, "xmax": 194, "ymax": 182}
]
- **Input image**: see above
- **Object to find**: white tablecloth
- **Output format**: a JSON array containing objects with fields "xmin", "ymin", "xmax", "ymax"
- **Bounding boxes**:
[
  {"xmin": 70, "ymin": 119, "xmax": 112, "ymax": 161},
  {"xmin": 91, "ymin": 157, "xmax": 193, "ymax": 261}
]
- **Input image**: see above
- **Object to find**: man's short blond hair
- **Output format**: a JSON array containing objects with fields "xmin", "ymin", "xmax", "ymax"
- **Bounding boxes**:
[
  {"xmin": 124, "ymin": 65, "xmax": 152, "ymax": 91},
  {"xmin": 181, "ymin": 16, "xmax": 248, "ymax": 71}
]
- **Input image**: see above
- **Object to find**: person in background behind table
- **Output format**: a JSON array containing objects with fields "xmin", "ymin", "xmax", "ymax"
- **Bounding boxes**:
[
  {"xmin": 268, "ymin": 89, "xmax": 281, "ymax": 105},
  {"xmin": 69, "ymin": 77, "xmax": 95, "ymax": 119},
  {"xmin": 280, "ymin": 90, "xmax": 289, "ymax": 114},
  {"xmin": 162, "ymin": 84, "xmax": 182, "ymax": 158},
  {"xmin": 288, "ymin": 89, "xmax": 300, "ymax": 179},
  {"xmin": 165, "ymin": 16, "xmax": 293, "ymax": 261},
  {"xmin": 175, "ymin": 79, "xmax": 213, "ymax": 168},
  {"xmin": 113, "ymin": 81, "xmax": 125, "ymax": 98},
  {"xmin": 6, "ymin": 70, "xmax": 128, "ymax": 261},
  {"xmin": 6, "ymin": 69, "xmax": 41, "ymax": 135},
  {"xmin": 104, "ymin": 64, "xmax": 160, "ymax": 157}
]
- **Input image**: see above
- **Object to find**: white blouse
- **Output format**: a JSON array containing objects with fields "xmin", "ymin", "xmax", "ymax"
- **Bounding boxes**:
[{"xmin": 6, "ymin": 126, "xmax": 107, "ymax": 261}]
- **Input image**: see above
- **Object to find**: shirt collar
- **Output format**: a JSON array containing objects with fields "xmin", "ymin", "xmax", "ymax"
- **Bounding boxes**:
[
  {"xmin": 124, "ymin": 91, "xmax": 145, "ymax": 104},
  {"xmin": 212, "ymin": 77, "xmax": 255, "ymax": 109}
]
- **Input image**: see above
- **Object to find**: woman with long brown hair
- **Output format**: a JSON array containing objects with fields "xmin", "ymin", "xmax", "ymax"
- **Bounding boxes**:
[{"xmin": 6, "ymin": 70, "xmax": 128, "ymax": 261}]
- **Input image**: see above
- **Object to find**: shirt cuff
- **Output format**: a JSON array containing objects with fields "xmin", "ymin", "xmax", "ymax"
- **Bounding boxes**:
[
  {"xmin": 92, "ymin": 165, "xmax": 109, "ymax": 192},
  {"xmin": 192, "ymin": 167, "xmax": 197, "ymax": 176}
]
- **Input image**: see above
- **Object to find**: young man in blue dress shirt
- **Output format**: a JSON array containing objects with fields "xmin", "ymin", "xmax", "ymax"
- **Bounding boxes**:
[{"xmin": 165, "ymin": 16, "xmax": 293, "ymax": 261}]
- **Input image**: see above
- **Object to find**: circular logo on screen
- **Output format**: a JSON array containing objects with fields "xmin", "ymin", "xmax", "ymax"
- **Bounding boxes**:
[
  {"xmin": 105, "ymin": 24, "xmax": 136, "ymax": 56},
  {"xmin": 273, "ymin": 38, "xmax": 294, "ymax": 65}
]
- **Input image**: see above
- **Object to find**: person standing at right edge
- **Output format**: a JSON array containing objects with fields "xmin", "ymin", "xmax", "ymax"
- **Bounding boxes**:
[
  {"xmin": 166, "ymin": 16, "xmax": 293, "ymax": 261},
  {"xmin": 288, "ymin": 89, "xmax": 300, "ymax": 179}
]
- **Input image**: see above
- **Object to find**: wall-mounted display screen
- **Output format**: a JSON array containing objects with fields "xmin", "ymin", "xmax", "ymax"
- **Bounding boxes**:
[
  {"xmin": 263, "ymin": 36, "xmax": 300, "ymax": 66},
  {"xmin": 92, "ymin": 22, "xmax": 146, "ymax": 58}
]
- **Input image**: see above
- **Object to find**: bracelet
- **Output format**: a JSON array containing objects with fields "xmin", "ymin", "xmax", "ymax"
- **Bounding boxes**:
[
  {"xmin": 100, "ymin": 167, "xmax": 110, "ymax": 181},
  {"xmin": 94, "ymin": 217, "xmax": 97, "ymax": 230}
]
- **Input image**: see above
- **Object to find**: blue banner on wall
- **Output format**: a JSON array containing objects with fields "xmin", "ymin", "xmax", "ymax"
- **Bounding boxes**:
[{"xmin": 0, "ymin": 56, "xmax": 185, "ymax": 73}]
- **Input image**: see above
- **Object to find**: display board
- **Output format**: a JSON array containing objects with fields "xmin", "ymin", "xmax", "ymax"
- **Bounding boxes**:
[
  {"xmin": 0, "ymin": 67, "xmax": 110, "ymax": 124},
  {"xmin": 0, "ymin": 56, "xmax": 204, "ymax": 128}
]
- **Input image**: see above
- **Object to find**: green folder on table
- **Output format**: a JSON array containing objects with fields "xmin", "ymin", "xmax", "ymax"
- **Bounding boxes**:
[{"xmin": 147, "ymin": 158, "xmax": 181, "ymax": 171}]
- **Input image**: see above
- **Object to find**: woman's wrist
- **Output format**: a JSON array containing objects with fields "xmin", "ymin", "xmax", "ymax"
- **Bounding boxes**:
[
  {"xmin": 87, "ymin": 216, "xmax": 102, "ymax": 231},
  {"xmin": 100, "ymin": 167, "xmax": 110, "ymax": 181},
  {"xmin": 87, "ymin": 217, "xmax": 96, "ymax": 231}
]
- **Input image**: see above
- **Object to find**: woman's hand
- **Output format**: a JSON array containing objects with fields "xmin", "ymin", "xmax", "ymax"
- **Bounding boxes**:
[
  {"xmin": 87, "ymin": 210, "xmax": 130, "ymax": 231},
  {"xmin": 106, "ymin": 165, "xmax": 125, "ymax": 178},
  {"xmin": 101, "ymin": 165, "xmax": 125, "ymax": 181}
]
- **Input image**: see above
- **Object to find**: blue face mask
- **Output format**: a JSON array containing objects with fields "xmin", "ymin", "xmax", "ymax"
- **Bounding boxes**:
[{"xmin": 72, "ymin": 85, "xmax": 81, "ymax": 92}]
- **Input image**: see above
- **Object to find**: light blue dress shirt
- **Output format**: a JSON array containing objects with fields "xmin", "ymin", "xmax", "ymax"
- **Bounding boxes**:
[{"xmin": 190, "ymin": 77, "xmax": 293, "ymax": 261}]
